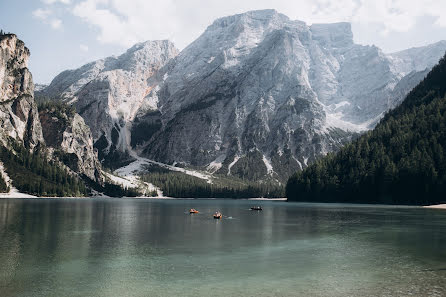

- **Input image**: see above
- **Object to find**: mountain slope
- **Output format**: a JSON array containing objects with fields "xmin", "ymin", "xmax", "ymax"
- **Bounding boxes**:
[
  {"xmin": 40, "ymin": 10, "xmax": 446, "ymax": 183},
  {"xmin": 137, "ymin": 10, "xmax": 446, "ymax": 181},
  {"xmin": 0, "ymin": 33, "xmax": 103, "ymax": 196},
  {"xmin": 286, "ymin": 53, "xmax": 446, "ymax": 205},
  {"xmin": 38, "ymin": 101, "xmax": 101, "ymax": 181},
  {"xmin": 39, "ymin": 40, "xmax": 179, "ymax": 168}
]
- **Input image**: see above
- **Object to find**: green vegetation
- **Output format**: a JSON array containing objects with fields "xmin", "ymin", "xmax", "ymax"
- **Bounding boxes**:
[
  {"xmin": 230, "ymin": 151, "xmax": 268, "ymax": 181},
  {"xmin": 131, "ymin": 121, "xmax": 161, "ymax": 148},
  {"xmin": 83, "ymin": 176, "xmax": 141, "ymax": 198},
  {"xmin": 0, "ymin": 173, "xmax": 9, "ymax": 193},
  {"xmin": 286, "ymin": 53, "xmax": 446, "ymax": 205},
  {"xmin": 0, "ymin": 141, "xmax": 87, "ymax": 197},
  {"xmin": 37, "ymin": 100, "xmax": 76, "ymax": 122},
  {"xmin": 141, "ymin": 165, "xmax": 284, "ymax": 198},
  {"xmin": 0, "ymin": 29, "xmax": 12, "ymax": 38}
]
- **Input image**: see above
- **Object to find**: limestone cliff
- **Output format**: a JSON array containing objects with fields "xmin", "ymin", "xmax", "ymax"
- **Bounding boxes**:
[
  {"xmin": 0, "ymin": 34, "xmax": 44, "ymax": 149},
  {"xmin": 38, "ymin": 103, "xmax": 101, "ymax": 181},
  {"xmin": 1, "ymin": 33, "xmax": 102, "ymax": 184},
  {"xmin": 39, "ymin": 40, "xmax": 179, "ymax": 168}
]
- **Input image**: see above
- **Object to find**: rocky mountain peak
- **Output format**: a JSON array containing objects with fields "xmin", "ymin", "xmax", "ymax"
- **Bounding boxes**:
[
  {"xmin": 0, "ymin": 34, "xmax": 32, "ymax": 100},
  {"xmin": 107, "ymin": 40, "xmax": 178, "ymax": 73},
  {"xmin": 389, "ymin": 40, "xmax": 446, "ymax": 76},
  {"xmin": 209, "ymin": 9, "xmax": 291, "ymax": 29},
  {"xmin": 40, "ymin": 11, "xmax": 446, "ymax": 182},
  {"xmin": 0, "ymin": 34, "xmax": 43, "ymax": 149},
  {"xmin": 310, "ymin": 22, "xmax": 353, "ymax": 48},
  {"xmin": 39, "ymin": 39, "xmax": 179, "ymax": 168}
]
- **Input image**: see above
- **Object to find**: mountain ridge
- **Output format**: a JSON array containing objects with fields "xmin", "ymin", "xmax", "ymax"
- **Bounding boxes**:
[
  {"xmin": 38, "ymin": 10, "xmax": 446, "ymax": 182},
  {"xmin": 286, "ymin": 52, "xmax": 446, "ymax": 204}
]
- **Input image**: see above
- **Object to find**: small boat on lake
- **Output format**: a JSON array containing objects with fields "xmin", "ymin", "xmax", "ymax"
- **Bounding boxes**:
[
  {"xmin": 251, "ymin": 206, "xmax": 263, "ymax": 211},
  {"xmin": 213, "ymin": 211, "xmax": 222, "ymax": 219},
  {"xmin": 189, "ymin": 209, "xmax": 199, "ymax": 214}
]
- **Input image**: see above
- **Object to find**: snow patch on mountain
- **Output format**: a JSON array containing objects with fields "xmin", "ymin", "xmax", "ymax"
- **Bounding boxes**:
[
  {"xmin": 227, "ymin": 156, "xmax": 239, "ymax": 175},
  {"xmin": 207, "ymin": 154, "xmax": 226, "ymax": 173},
  {"xmin": 262, "ymin": 155, "xmax": 274, "ymax": 175},
  {"xmin": 116, "ymin": 155, "xmax": 213, "ymax": 184}
]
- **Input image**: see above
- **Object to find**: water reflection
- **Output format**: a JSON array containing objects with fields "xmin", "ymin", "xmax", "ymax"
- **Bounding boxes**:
[{"xmin": 0, "ymin": 199, "xmax": 446, "ymax": 296}]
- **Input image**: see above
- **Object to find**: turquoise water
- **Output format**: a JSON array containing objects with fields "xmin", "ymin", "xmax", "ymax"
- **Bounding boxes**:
[{"xmin": 1, "ymin": 198, "xmax": 446, "ymax": 296}]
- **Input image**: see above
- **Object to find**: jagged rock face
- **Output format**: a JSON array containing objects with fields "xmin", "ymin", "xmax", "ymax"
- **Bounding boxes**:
[
  {"xmin": 40, "ymin": 40, "xmax": 179, "ymax": 167},
  {"xmin": 137, "ymin": 10, "xmax": 446, "ymax": 181},
  {"xmin": 0, "ymin": 34, "xmax": 44, "ymax": 149},
  {"xmin": 389, "ymin": 41, "xmax": 446, "ymax": 74},
  {"xmin": 40, "ymin": 10, "xmax": 446, "ymax": 182},
  {"xmin": 39, "ymin": 106, "xmax": 101, "ymax": 181},
  {"xmin": 1, "ymin": 34, "xmax": 102, "ymax": 183}
]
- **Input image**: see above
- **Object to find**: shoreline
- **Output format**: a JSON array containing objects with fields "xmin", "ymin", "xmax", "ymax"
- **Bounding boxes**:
[
  {"xmin": 423, "ymin": 204, "xmax": 446, "ymax": 210},
  {"xmin": 0, "ymin": 194, "xmax": 287, "ymax": 201},
  {"xmin": 1, "ymin": 195, "xmax": 444, "ymax": 207}
]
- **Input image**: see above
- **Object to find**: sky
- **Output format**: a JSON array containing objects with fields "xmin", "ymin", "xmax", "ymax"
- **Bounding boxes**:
[{"xmin": 1, "ymin": 0, "xmax": 446, "ymax": 84}]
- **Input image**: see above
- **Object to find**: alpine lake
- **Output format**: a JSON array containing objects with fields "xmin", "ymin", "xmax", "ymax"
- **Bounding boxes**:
[{"xmin": 1, "ymin": 198, "xmax": 446, "ymax": 297}]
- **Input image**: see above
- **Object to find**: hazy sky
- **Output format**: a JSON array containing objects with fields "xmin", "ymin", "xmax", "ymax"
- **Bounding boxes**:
[{"xmin": 1, "ymin": 0, "xmax": 446, "ymax": 83}]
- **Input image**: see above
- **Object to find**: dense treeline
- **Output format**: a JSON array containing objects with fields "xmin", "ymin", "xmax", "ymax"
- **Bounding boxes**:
[
  {"xmin": 0, "ymin": 142, "xmax": 87, "ymax": 197},
  {"xmin": 37, "ymin": 99, "xmax": 76, "ymax": 121},
  {"xmin": 0, "ymin": 172, "xmax": 9, "ymax": 192},
  {"xmin": 141, "ymin": 167, "xmax": 284, "ymax": 198},
  {"xmin": 286, "ymin": 53, "xmax": 446, "ymax": 205},
  {"xmin": 82, "ymin": 176, "xmax": 141, "ymax": 198},
  {"xmin": 0, "ymin": 29, "xmax": 12, "ymax": 37}
]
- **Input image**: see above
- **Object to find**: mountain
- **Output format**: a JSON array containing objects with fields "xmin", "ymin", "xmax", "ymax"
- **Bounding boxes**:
[
  {"xmin": 388, "ymin": 40, "xmax": 446, "ymax": 74},
  {"xmin": 0, "ymin": 33, "xmax": 105, "ymax": 196},
  {"xmin": 286, "ymin": 53, "xmax": 446, "ymax": 205},
  {"xmin": 0, "ymin": 34, "xmax": 44, "ymax": 149},
  {"xmin": 136, "ymin": 10, "xmax": 446, "ymax": 181},
  {"xmin": 40, "ymin": 10, "xmax": 446, "ymax": 183},
  {"xmin": 38, "ymin": 101, "xmax": 101, "ymax": 181},
  {"xmin": 39, "ymin": 40, "xmax": 179, "ymax": 168}
]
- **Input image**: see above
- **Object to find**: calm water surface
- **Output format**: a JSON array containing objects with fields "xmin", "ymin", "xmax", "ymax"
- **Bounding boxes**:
[{"xmin": 1, "ymin": 198, "xmax": 446, "ymax": 297}]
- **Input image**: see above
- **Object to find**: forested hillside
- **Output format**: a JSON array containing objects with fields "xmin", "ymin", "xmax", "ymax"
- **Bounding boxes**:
[
  {"xmin": 141, "ymin": 165, "xmax": 284, "ymax": 198},
  {"xmin": 0, "ymin": 141, "xmax": 87, "ymax": 197},
  {"xmin": 286, "ymin": 53, "xmax": 446, "ymax": 205}
]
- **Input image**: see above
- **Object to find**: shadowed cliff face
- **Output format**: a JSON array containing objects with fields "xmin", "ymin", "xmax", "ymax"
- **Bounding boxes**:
[{"xmin": 0, "ymin": 34, "xmax": 43, "ymax": 150}]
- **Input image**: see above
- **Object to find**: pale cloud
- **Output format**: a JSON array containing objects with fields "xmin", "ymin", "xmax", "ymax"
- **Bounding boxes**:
[
  {"xmin": 32, "ymin": 8, "xmax": 63, "ymax": 30},
  {"xmin": 32, "ymin": 8, "xmax": 52, "ymax": 20},
  {"xmin": 80, "ymin": 44, "xmax": 89, "ymax": 52},
  {"xmin": 353, "ymin": 0, "xmax": 446, "ymax": 35},
  {"xmin": 72, "ymin": 0, "xmax": 179, "ymax": 48},
  {"xmin": 50, "ymin": 19, "xmax": 62, "ymax": 29},
  {"xmin": 69, "ymin": 0, "xmax": 446, "ymax": 49}
]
